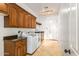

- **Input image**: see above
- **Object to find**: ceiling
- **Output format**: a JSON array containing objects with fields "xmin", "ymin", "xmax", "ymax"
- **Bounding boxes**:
[{"xmin": 25, "ymin": 3, "xmax": 70, "ymax": 16}]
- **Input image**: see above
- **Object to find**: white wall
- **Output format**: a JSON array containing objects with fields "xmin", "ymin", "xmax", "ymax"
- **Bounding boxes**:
[
  {"xmin": 69, "ymin": 3, "xmax": 77, "ymax": 51},
  {"xmin": 59, "ymin": 3, "xmax": 79, "ymax": 55},
  {"xmin": 37, "ymin": 15, "xmax": 59, "ymax": 40},
  {"xmin": 68, "ymin": 3, "xmax": 79, "ymax": 55},
  {"xmin": 70, "ymin": 3, "xmax": 79, "ymax": 55},
  {"xmin": 59, "ymin": 9, "xmax": 70, "ymax": 50},
  {"xmin": 59, "ymin": 4, "xmax": 79, "ymax": 56},
  {"xmin": 77, "ymin": 3, "xmax": 79, "ymax": 54},
  {"xmin": 0, "ymin": 16, "xmax": 4, "ymax": 56}
]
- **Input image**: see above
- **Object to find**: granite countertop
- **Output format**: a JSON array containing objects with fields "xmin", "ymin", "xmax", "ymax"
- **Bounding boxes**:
[
  {"xmin": 4, "ymin": 35, "xmax": 18, "ymax": 40},
  {"xmin": 4, "ymin": 35, "xmax": 26, "ymax": 41}
]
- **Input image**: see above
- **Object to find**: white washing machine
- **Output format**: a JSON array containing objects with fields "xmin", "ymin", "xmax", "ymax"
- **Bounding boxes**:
[{"xmin": 27, "ymin": 35, "xmax": 39, "ymax": 54}]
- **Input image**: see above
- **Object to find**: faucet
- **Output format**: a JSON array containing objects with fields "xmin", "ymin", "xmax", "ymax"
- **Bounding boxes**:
[{"xmin": 18, "ymin": 31, "xmax": 23, "ymax": 39}]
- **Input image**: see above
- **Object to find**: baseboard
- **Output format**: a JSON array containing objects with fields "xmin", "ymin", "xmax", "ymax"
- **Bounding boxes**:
[
  {"xmin": 45, "ymin": 39, "xmax": 58, "ymax": 41},
  {"xmin": 70, "ymin": 45, "xmax": 79, "ymax": 56}
]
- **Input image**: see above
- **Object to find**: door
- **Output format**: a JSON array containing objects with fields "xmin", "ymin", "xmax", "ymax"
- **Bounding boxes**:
[
  {"xmin": 15, "ymin": 42, "xmax": 25, "ymax": 56},
  {"xmin": 31, "ymin": 16, "xmax": 36, "ymax": 28},
  {"xmin": 15, "ymin": 46, "xmax": 23, "ymax": 56},
  {"xmin": 23, "ymin": 14, "xmax": 29, "ymax": 28},
  {"xmin": 28, "ymin": 15, "xmax": 32, "ymax": 28},
  {"xmin": 8, "ymin": 5, "xmax": 18, "ymax": 27},
  {"xmin": 18, "ymin": 10, "xmax": 24, "ymax": 28}
]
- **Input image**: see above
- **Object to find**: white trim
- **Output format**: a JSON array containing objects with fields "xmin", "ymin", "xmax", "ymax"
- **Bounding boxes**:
[
  {"xmin": 69, "ymin": 3, "xmax": 71, "ymax": 48},
  {"xmin": 76, "ymin": 3, "xmax": 78, "ymax": 51},
  {"xmin": 70, "ymin": 45, "xmax": 79, "ymax": 56}
]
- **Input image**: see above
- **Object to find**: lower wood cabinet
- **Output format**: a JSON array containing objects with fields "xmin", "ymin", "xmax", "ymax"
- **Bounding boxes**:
[{"xmin": 4, "ymin": 39, "xmax": 27, "ymax": 56}]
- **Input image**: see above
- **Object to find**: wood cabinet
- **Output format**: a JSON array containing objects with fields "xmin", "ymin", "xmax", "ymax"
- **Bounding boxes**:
[
  {"xmin": 24, "ymin": 14, "xmax": 36, "ymax": 28},
  {"xmin": 18, "ymin": 10, "xmax": 25, "ymax": 28},
  {"xmin": 41, "ymin": 32, "xmax": 44, "ymax": 42},
  {"xmin": 4, "ymin": 4, "xmax": 18, "ymax": 27},
  {"xmin": 28, "ymin": 15, "xmax": 32, "ymax": 28},
  {"xmin": 0, "ymin": 3, "xmax": 8, "ymax": 13},
  {"xmin": 31, "ymin": 16, "xmax": 36, "ymax": 28},
  {"xmin": 15, "ymin": 39, "xmax": 26, "ymax": 56},
  {"xmin": 4, "ymin": 38, "xmax": 26, "ymax": 56},
  {"xmin": 23, "ymin": 14, "xmax": 29, "ymax": 28},
  {"xmin": 4, "ymin": 3, "xmax": 36, "ymax": 28}
]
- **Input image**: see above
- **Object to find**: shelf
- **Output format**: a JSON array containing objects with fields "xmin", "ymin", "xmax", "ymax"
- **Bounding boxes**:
[{"xmin": 36, "ymin": 22, "xmax": 42, "ymax": 25}]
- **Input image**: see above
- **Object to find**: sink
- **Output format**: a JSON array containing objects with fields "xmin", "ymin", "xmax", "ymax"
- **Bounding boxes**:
[{"xmin": 18, "ymin": 31, "xmax": 28, "ymax": 39}]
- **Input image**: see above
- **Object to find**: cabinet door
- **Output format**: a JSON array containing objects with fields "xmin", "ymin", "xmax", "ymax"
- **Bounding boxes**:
[
  {"xmin": 4, "ymin": 40, "xmax": 15, "ymax": 56},
  {"xmin": 23, "ymin": 14, "xmax": 29, "ymax": 28},
  {"xmin": 8, "ymin": 5, "xmax": 18, "ymax": 27},
  {"xmin": 28, "ymin": 15, "xmax": 32, "ymax": 28},
  {"xmin": 0, "ymin": 3, "xmax": 8, "ymax": 13},
  {"xmin": 18, "ymin": 10, "xmax": 24, "ymax": 28},
  {"xmin": 31, "ymin": 16, "xmax": 36, "ymax": 28},
  {"xmin": 15, "ymin": 44, "xmax": 23, "ymax": 56},
  {"xmin": 15, "ymin": 41, "xmax": 25, "ymax": 56}
]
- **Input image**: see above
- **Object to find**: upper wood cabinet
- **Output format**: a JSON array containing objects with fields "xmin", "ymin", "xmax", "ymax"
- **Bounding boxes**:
[
  {"xmin": 28, "ymin": 15, "xmax": 32, "ymax": 28},
  {"xmin": 3, "ymin": 3, "xmax": 36, "ymax": 28},
  {"xmin": 0, "ymin": 4, "xmax": 8, "ymax": 13},
  {"xmin": 31, "ymin": 16, "xmax": 36, "ymax": 28},
  {"xmin": 23, "ymin": 14, "xmax": 29, "ymax": 28},
  {"xmin": 8, "ymin": 5, "xmax": 18, "ymax": 27},
  {"xmin": 18, "ymin": 10, "xmax": 24, "ymax": 28},
  {"xmin": 4, "ymin": 4, "xmax": 18, "ymax": 27}
]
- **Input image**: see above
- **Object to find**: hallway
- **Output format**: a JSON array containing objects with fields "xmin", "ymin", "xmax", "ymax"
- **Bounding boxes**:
[{"xmin": 0, "ymin": 3, "xmax": 79, "ymax": 56}]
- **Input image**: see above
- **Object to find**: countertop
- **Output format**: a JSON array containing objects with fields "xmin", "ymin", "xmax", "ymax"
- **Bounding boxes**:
[
  {"xmin": 4, "ymin": 35, "xmax": 18, "ymax": 40},
  {"xmin": 35, "ymin": 31, "xmax": 44, "ymax": 33}
]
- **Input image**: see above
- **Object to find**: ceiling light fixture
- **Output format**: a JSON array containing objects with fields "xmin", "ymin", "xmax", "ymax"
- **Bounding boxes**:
[{"xmin": 40, "ymin": 6, "xmax": 54, "ymax": 16}]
